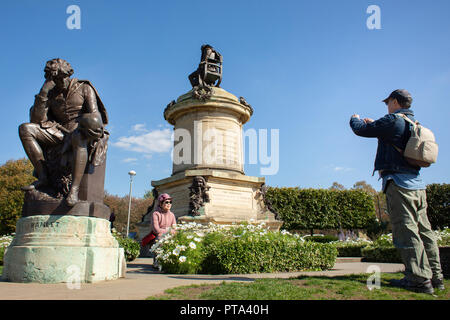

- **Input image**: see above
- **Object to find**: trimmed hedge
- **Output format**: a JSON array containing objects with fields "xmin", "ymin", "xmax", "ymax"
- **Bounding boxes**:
[
  {"xmin": 333, "ymin": 242, "xmax": 371, "ymax": 257},
  {"xmin": 361, "ymin": 246, "xmax": 402, "ymax": 263},
  {"xmin": 426, "ymin": 184, "xmax": 450, "ymax": 230},
  {"xmin": 304, "ymin": 235, "xmax": 339, "ymax": 243},
  {"xmin": 265, "ymin": 187, "xmax": 377, "ymax": 232},
  {"xmin": 203, "ymin": 235, "xmax": 337, "ymax": 274},
  {"xmin": 0, "ymin": 246, "xmax": 5, "ymax": 265}
]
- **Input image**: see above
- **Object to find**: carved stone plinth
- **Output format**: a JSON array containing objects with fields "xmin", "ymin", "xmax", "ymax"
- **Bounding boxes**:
[
  {"xmin": 146, "ymin": 65, "xmax": 282, "ymax": 235},
  {"xmin": 1, "ymin": 215, "xmax": 126, "ymax": 283}
]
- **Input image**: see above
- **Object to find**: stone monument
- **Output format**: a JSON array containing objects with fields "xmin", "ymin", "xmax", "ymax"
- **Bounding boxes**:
[
  {"xmin": 138, "ymin": 45, "xmax": 281, "ymax": 242},
  {"xmin": 2, "ymin": 58, "xmax": 126, "ymax": 283}
]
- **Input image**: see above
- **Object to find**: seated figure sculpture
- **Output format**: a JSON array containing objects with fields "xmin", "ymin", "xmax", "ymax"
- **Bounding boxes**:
[
  {"xmin": 19, "ymin": 58, "xmax": 108, "ymax": 208},
  {"xmin": 189, "ymin": 44, "xmax": 223, "ymax": 88}
]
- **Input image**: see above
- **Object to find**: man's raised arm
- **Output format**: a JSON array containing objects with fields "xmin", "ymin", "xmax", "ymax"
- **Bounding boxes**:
[
  {"xmin": 349, "ymin": 114, "xmax": 396, "ymax": 139},
  {"xmin": 30, "ymin": 79, "xmax": 55, "ymax": 124}
]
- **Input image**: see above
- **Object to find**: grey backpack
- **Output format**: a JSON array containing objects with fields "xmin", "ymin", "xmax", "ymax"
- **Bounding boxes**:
[{"xmin": 393, "ymin": 113, "xmax": 438, "ymax": 167}]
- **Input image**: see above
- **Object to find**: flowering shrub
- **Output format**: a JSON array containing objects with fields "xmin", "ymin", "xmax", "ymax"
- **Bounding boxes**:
[
  {"xmin": 151, "ymin": 222, "xmax": 337, "ymax": 274},
  {"xmin": 0, "ymin": 234, "xmax": 14, "ymax": 265},
  {"xmin": 112, "ymin": 229, "xmax": 140, "ymax": 262},
  {"xmin": 360, "ymin": 229, "xmax": 450, "ymax": 263},
  {"xmin": 360, "ymin": 233, "xmax": 400, "ymax": 262},
  {"xmin": 373, "ymin": 233, "xmax": 393, "ymax": 247},
  {"xmin": 436, "ymin": 228, "xmax": 450, "ymax": 247},
  {"xmin": 330, "ymin": 238, "xmax": 373, "ymax": 257}
]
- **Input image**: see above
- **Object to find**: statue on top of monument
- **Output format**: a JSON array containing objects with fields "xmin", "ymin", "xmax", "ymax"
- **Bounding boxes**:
[
  {"xmin": 188, "ymin": 45, "xmax": 222, "ymax": 100},
  {"xmin": 19, "ymin": 58, "xmax": 109, "ymax": 207}
]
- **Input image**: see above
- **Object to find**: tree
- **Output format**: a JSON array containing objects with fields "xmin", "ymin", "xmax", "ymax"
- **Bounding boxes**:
[
  {"xmin": 329, "ymin": 182, "xmax": 345, "ymax": 190},
  {"xmin": 0, "ymin": 158, "xmax": 35, "ymax": 235},
  {"xmin": 426, "ymin": 183, "xmax": 450, "ymax": 230},
  {"xmin": 104, "ymin": 191, "xmax": 154, "ymax": 236},
  {"xmin": 353, "ymin": 181, "xmax": 377, "ymax": 194},
  {"xmin": 351, "ymin": 180, "xmax": 389, "ymax": 239},
  {"xmin": 143, "ymin": 189, "xmax": 155, "ymax": 200}
]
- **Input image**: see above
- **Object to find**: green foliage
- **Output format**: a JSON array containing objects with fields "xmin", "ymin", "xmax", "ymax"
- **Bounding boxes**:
[
  {"xmin": 152, "ymin": 223, "xmax": 338, "ymax": 274},
  {"xmin": 360, "ymin": 230, "xmax": 450, "ymax": 263},
  {"xmin": 104, "ymin": 192, "xmax": 154, "ymax": 234},
  {"xmin": 0, "ymin": 234, "xmax": 14, "ymax": 265},
  {"xmin": 112, "ymin": 230, "xmax": 140, "ymax": 262},
  {"xmin": 265, "ymin": 187, "xmax": 377, "ymax": 232},
  {"xmin": 365, "ymin": 219, "xmax": 390, "ymax": 241},
  {"xmin": 426, "ymin": 184, "xmax": 450, "ymax": 230},
  {"xmin": 331, "ymin": 240, "xmax": 372, "ymax": 257},
  {"xmin": 303, "ymin": 235, "xmax": 339, "ymax": 243},
  {"xmin": 360, "ymin": 233, "xmax": 401, "ymax": 262},
  {"xmin": 0, "ymin": 159, "xmax": 35, "ymax": 235},
  {"xmin": 148, "ymin": 273, "xmax": 450, "ymax": 300},
  {"xmin": 362, "ymin": 246, "xmax": 402, "ymax": 263},
  {"xmin": 436, "ymin": 228, "xmax": 450, "ymax": 247}
]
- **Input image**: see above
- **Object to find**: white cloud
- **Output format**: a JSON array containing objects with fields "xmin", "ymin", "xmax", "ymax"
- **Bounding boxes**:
[
  {"xmin": 325, "ymin": 164, "xmax": 354, "ymax": 172},
  {"xmin": 113, "ymin": 126, "xmax": 172, "ymax": 155},
  {"xmin": 334, "ymin": 166, "xmax": 353, "ymax": 172},
  {"xmin": 132, "ymin": 124, "xmax": 148, "ymax": 133},
  {"xmin": 122, "ymin": 158, "xmax": 138, "ymax": 163}
]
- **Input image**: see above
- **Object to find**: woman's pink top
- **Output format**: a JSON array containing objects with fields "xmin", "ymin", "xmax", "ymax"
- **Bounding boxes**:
[{"xmin": 152, "ymin": 210, "xmax": 176, "ymax": 237}]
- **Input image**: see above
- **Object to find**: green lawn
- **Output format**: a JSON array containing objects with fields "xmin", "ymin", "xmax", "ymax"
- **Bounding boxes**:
[{"xmin": 147, "ymin": 273, "xmax": 450, "ymax": 300}]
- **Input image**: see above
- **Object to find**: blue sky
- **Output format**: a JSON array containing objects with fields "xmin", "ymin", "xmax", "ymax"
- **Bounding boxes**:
[{"xmin": 1, "ymin": 0, "xmax": 449, "ymax": 197}]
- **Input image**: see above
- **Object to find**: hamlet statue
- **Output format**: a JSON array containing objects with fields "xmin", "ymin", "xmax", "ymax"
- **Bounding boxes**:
[
  {"xmin": 18, "ymin": 58, "xmax": 109, "ymax": 210},
  {"xmin": 2, "ymin": 58, "xmax": 125, "ymax": 284}
]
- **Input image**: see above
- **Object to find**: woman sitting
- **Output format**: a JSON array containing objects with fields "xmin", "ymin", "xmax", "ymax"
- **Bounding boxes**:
[{"xmin": 152, "ymin": 193, "xmax": 177, "ymax": 239}]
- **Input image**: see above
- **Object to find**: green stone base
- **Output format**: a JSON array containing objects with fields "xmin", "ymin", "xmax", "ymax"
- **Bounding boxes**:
[{"xmin": 2, "ymin": 215, "xmax": 126, "ymax": 283}]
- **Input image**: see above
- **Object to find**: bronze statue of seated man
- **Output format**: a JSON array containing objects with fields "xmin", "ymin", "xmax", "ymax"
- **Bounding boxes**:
[{"xmin": 19, "ymin": 58, "xmax": 108, "ymax": 207}]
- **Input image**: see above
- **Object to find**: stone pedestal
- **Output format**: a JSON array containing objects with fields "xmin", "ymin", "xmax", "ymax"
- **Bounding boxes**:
[
  {"xmin": 2, "ymin": 215, "xmax": 126, "ymax": 283},
  {"xmin": 22, "ymin": 162, "xmax": 110, "ymax": 220},
  {"xmin": 150, "ymin": 87, "xmax": 281, "ymax": 230}
]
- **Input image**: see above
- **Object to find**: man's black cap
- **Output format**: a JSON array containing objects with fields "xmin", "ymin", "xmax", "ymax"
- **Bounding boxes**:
[{"xmin": 382, "ymin": 89, "xmax": 413, "ymax": 106}]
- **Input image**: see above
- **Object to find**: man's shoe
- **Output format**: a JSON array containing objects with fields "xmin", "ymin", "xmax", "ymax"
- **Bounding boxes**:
[
  {"xmin": 407, "ymin": 280, "xmax": 434, "ymax": 294},
  {"xmin": 390, "ymin": 277, "xmax": 434, "ymax": 294},
  {"xmin": 432, "ymin": 277, "xmax": 445, "ymax": 290}
]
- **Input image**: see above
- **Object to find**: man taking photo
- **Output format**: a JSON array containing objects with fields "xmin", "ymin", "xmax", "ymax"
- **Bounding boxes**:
[{"xmin": 349, "ymin": 89, "xmax": 444, "ymax": 294}]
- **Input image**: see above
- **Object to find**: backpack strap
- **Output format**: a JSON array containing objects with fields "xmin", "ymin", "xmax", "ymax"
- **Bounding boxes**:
[
  {"xmin": 394, "ymin": 113, "xmax": 419, "ymax": 126},
  {"xmin": 392, "ymin": 144, "xmax": 404, "ymax": 154},
  {"xmin": 391, "ymin": 113, "xmax": 415, "ymax": 154}
]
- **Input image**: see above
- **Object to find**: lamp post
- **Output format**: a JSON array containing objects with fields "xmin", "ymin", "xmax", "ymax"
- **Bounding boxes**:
[{"xmin": 126, "ymin": 170, "xmax": 136, "ymax": 238}]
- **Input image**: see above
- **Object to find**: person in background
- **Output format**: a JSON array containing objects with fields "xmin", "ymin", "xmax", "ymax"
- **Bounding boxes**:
[
  {"xmin": 151, "ymin": 193, "xmax": 176, "ymax": 269},
  {"xmin": 152, "ymin": 193, "xmax": 177, "ymax": 239},
  {"xmin": 109, "ymin": 210, "xmax": 115, "ymax": 231}
]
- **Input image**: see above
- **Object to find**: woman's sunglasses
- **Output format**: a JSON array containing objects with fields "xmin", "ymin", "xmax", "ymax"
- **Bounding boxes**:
[{"xmin": 163, "ymin": 200, "xmax": 172, "ymax": 204}]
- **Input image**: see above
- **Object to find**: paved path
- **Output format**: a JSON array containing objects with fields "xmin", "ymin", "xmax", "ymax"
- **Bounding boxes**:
[{"xmin": 0, "ymin": 258, "xmax": 404, "ymax": 300}]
